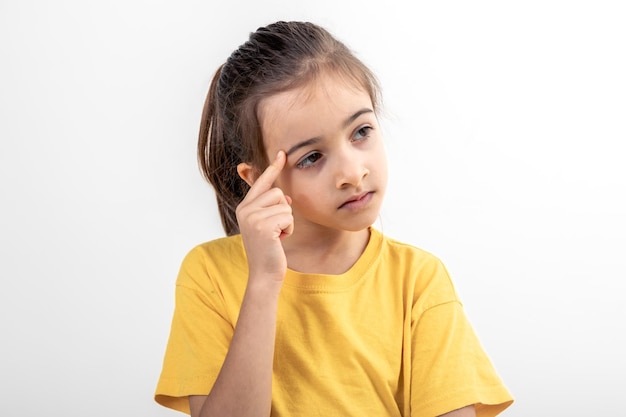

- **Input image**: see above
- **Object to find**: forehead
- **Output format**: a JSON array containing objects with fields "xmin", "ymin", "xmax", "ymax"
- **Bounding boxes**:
[{"xmin": 257, "ymin": 73, "xmax": 373, "ymax": 146}]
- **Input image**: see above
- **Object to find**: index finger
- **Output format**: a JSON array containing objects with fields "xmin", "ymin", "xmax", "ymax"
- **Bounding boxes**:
[{"xmin": 245, "ymin": 150, "xmax": 287, "ymax": 200}]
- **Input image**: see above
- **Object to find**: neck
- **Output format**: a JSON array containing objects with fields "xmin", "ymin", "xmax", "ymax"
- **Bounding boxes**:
[{"xmin": 281, "ymin": 227, "xmax": 371, "ymax": 275}]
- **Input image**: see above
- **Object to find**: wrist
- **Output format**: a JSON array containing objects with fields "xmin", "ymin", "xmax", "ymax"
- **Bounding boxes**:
[{"xmin": 245, "ymin": 274, "xmax": 284, "ymax": 299}]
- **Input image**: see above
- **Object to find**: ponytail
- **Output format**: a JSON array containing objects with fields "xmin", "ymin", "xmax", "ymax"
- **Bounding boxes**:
[{"xmin": 198, "ymin": 65, "xmax": 250, "ymax": 236}]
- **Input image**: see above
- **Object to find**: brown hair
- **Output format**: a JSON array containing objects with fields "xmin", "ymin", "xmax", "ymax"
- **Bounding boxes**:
[{"xmin": 198, "ymin": 21, "xmax": 381, "ymax": 235}]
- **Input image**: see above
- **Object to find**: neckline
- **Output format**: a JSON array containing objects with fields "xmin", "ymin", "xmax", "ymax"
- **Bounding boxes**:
[{"xmin": 282, "ymin": 227, "xmax": 383, "ymax": 292}]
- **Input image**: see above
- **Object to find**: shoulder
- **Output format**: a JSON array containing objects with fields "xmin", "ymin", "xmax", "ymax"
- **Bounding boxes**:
[
  {"xmin": 381, "ymin": 233, "xmax": 436, "ymax": 257},
  {"xmin": 182, "ymin": 234, "xmax": 245, "ymax": 262},
  {"xmin": 376, "ymin": 229, "xmax": 447, "ymax": 273},
  {"xmin": 186, "ymin": 234, "xmax": 244, "ymax": 257},
  {"xmin": 176, "ymin": 234, "xmax": 247, "ymax": 288},
  {"xmin": 375, "ymin": 229, "xmax": 460, "ymax": 307}
]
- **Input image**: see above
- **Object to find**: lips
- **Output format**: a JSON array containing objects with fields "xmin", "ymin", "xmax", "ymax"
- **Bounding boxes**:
[{"xmin": 338, "ymin": 191, "xmax": 373, "ymax": 210}]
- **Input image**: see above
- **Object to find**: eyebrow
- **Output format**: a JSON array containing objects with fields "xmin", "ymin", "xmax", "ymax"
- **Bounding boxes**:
[{"xmin": 285, "ymin": 108, "xmax": 374, "ymax": 157}]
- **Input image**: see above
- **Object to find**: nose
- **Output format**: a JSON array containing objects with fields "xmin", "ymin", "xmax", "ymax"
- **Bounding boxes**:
[{"xmin": 334, "ymin": 150, "xmax": 369, "ymax": 189}]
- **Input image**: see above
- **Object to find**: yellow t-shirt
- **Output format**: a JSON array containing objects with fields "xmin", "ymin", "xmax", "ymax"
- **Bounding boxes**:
[{"xmin": 155, "ymin": 228, "xmax": 513, "ymax": 416}]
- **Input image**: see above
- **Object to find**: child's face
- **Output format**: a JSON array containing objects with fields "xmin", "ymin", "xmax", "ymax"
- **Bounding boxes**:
[{"xmin": 257, "ymin": 72, "xmax": 388, "ymax": 234}]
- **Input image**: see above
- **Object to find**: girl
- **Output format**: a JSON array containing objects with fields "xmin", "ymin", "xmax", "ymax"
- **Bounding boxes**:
[{"xmin": 155, "ymin": 20, "xmax": 513, "ymax": 417}]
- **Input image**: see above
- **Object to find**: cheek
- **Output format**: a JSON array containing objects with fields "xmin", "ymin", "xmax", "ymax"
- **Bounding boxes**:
[
  {"xmin": 369, "ymin": 143, "xmax": 388, "ymax": 179},
  {"xmin": 285, "ymin": 176, "xmax": 329, "ymax": 213},
  {"xmin": 380, "ymin": 156, "xmax": 389, "ymax": 182},
  {"xmin": 274, "ymin": 171, "xmax": 294, "ymax": 195},
  {"xmin": 289, "ymin": 184, "xmax": 316, "ymax": 208},
  {"xmin": 275, "ymin": 173, "xmax": 313, "ymax": 208}
]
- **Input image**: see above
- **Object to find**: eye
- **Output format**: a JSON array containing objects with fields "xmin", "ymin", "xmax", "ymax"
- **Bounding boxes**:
[
  {"xmin": 353, "ymin": 125, "xmax": 373, "ymax": 141},
  {"xmin": 296, "ymin": 151, "xmax": 323, "ymax": 169}
]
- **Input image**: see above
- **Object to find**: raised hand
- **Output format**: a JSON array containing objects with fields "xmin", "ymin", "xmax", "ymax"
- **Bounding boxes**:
[{"xmin": 236, "ymin": 151, "xmax": 293, "ymax": 282}]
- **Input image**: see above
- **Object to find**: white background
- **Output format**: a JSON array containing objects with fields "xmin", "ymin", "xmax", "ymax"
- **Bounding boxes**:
[{"xmin": 1, "ymin": 1, "xmax": 624, "ymax": 416}]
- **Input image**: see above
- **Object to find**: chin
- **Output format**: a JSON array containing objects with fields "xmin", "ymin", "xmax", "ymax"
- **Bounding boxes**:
[{"xmin": 340, "ymin": 214, "xmax": 380, "ymax": 232}]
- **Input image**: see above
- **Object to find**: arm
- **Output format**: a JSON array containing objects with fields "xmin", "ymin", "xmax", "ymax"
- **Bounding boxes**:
[
  {"xmin": 190, "ymin": 279, "xmax": 282, "ymax": 417},
  {"xmin": 190, "ymin": 151, "xmax": 293, "ymax": 417},
  {"xmin": 438, "ymin": 405, "xmax": 476, "ymax": 417}
]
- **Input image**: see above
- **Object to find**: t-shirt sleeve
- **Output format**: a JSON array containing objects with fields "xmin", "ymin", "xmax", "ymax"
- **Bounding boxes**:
[
  {"xmin": 154, "ymin": 246, "xmax": 236, "ymax": 415},
  {"xmin": 410, "ymin": 259, "xmax": 514, "ymax": 417}
]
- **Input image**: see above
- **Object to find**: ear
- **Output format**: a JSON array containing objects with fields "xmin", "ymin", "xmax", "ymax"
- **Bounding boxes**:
[{"xmin": 237, "ymin": 162, "xmax": 258, "ymax": 187}]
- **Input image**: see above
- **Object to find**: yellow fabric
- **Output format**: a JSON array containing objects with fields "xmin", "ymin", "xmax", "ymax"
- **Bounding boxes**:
[{"xmin": 155, "ymin": 228, "xmax": 513, "ymax": 416}]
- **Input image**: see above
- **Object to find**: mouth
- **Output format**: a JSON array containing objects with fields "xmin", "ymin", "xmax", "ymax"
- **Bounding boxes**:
[{"xmin": 338, "ymin": 191, "xmax": 374, "ymax": 210}]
